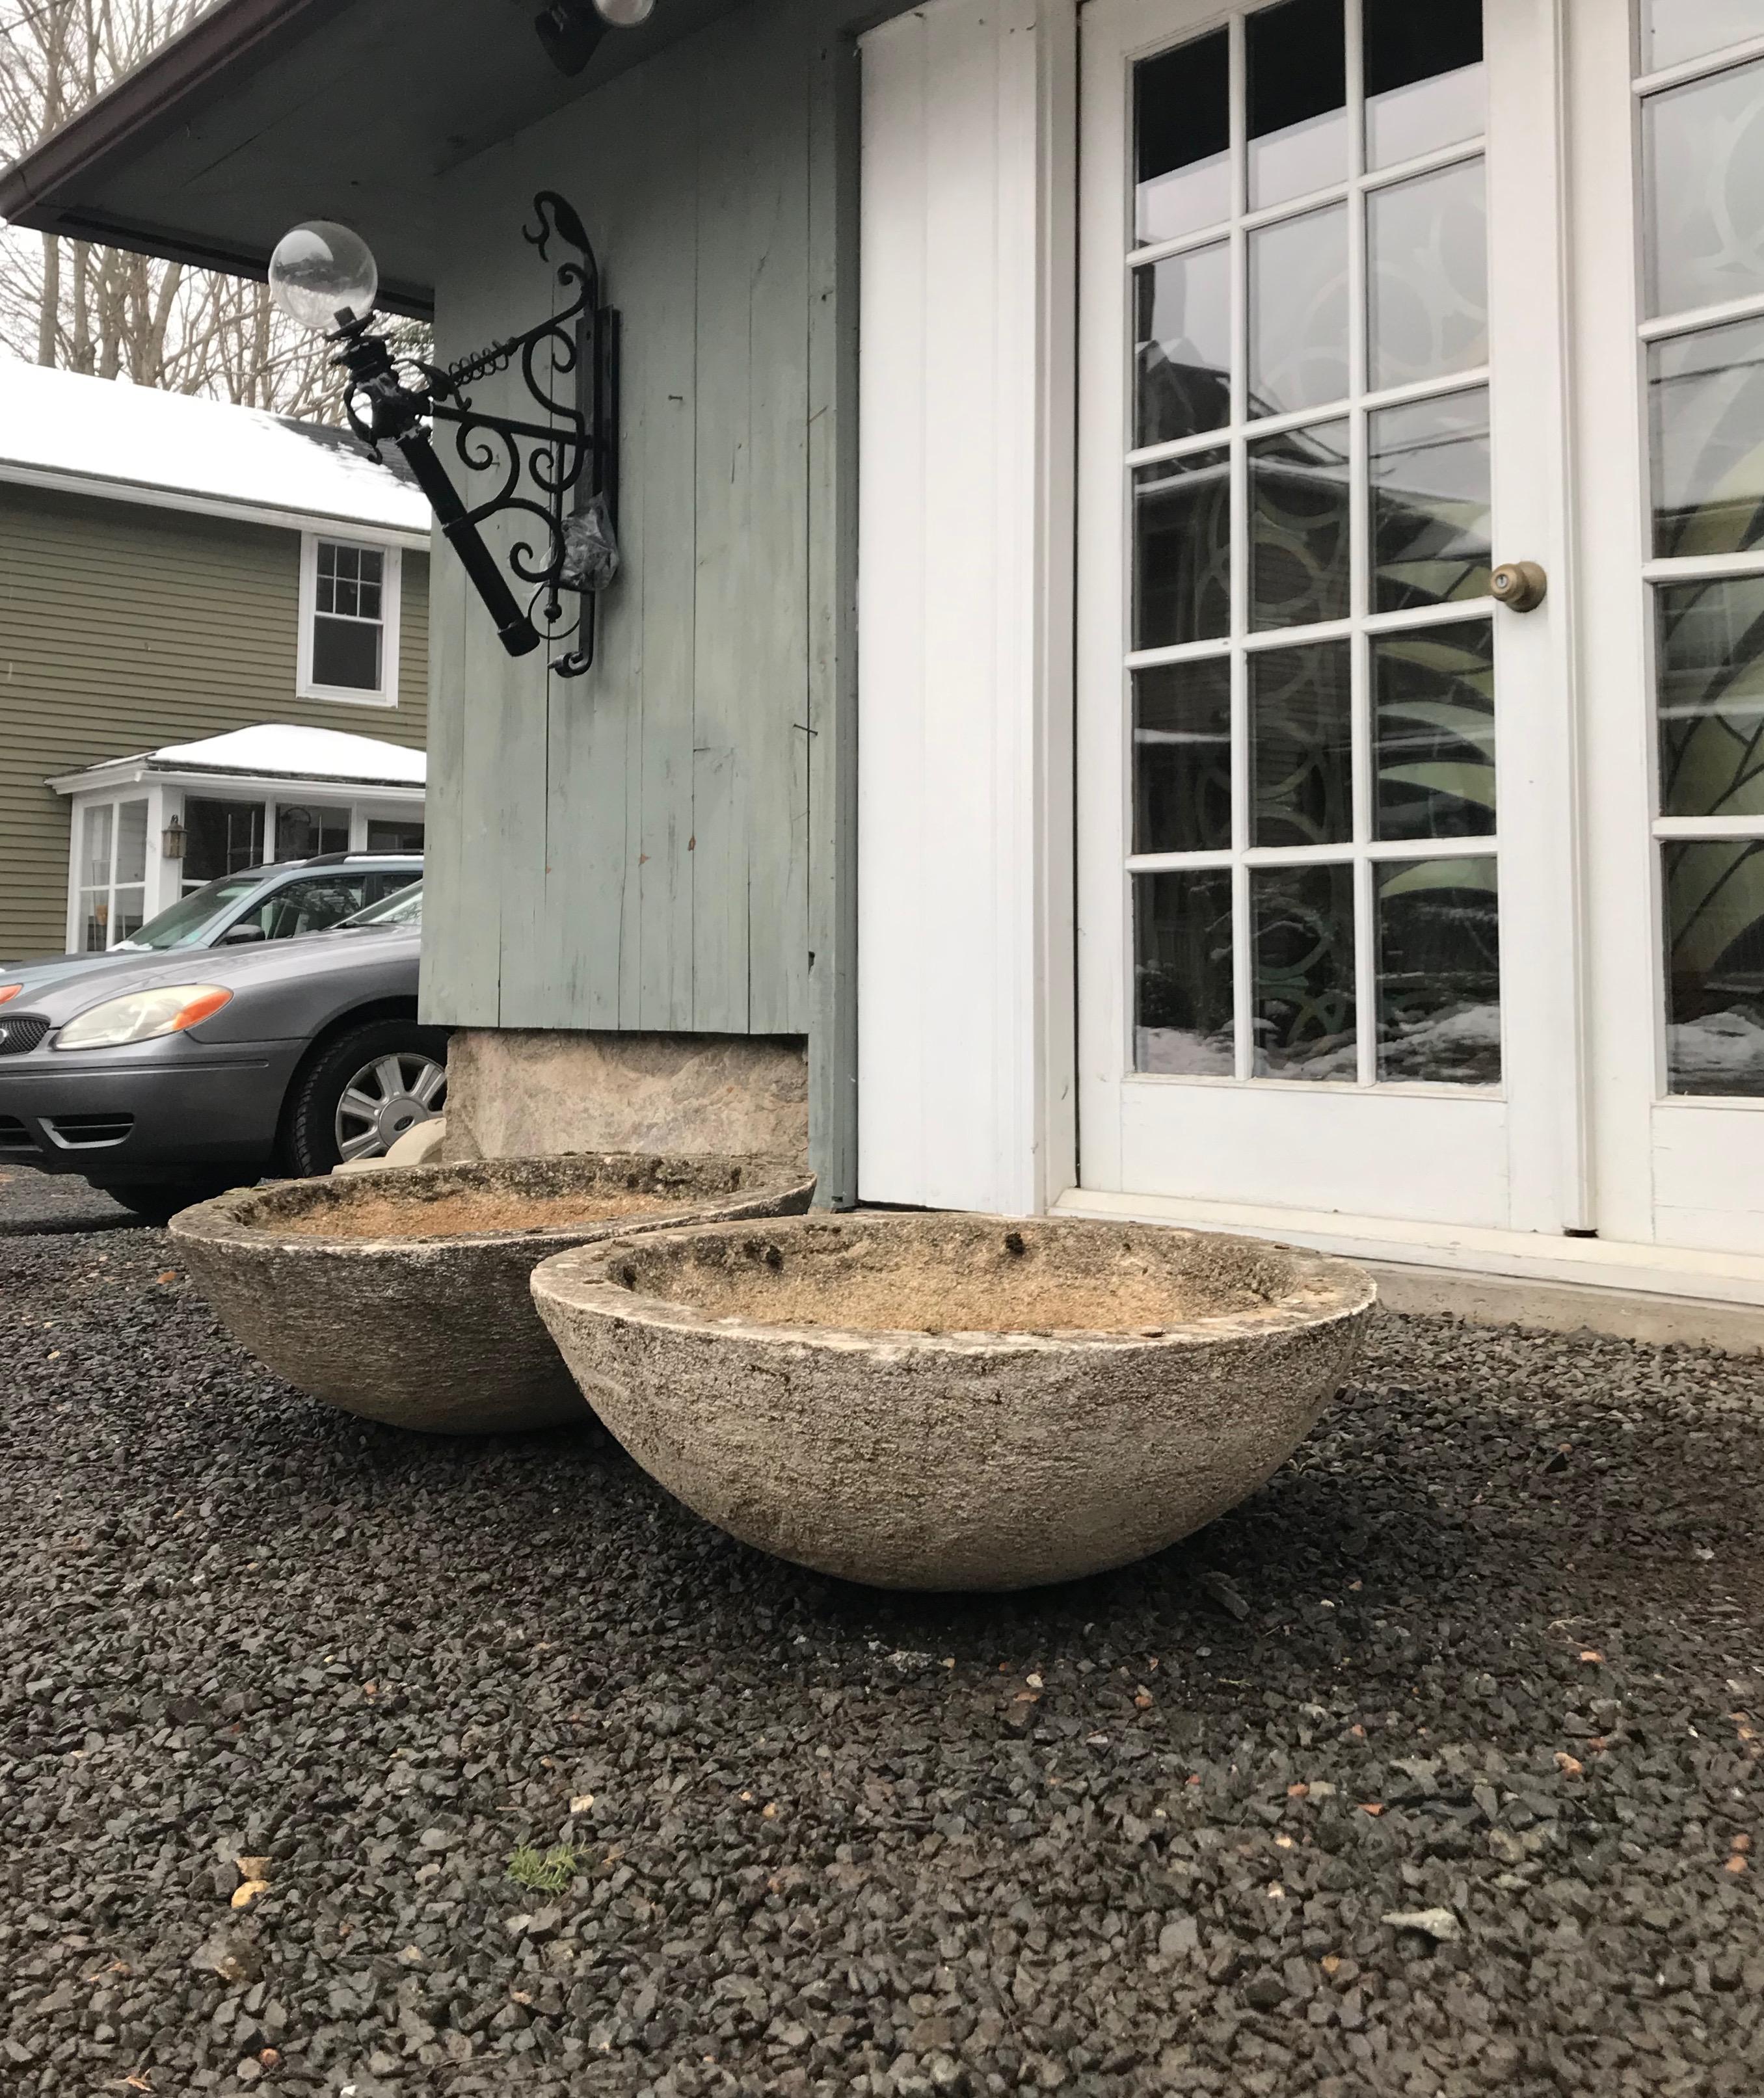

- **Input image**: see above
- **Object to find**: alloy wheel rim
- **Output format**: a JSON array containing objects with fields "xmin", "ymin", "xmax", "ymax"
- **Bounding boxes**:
[{"xmin": 335, "ymin": 1052, "xmax": 448, "ymax": 1162}]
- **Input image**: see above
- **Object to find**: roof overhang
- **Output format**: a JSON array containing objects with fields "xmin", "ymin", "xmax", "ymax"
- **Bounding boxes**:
[
  {"xmin": 0, "ymin": 0, "xmax": 755, "ymax": 310},
  {"xmin": 48, "ymin": 754, "xmax": 428, "ymax": 799},
  {"xmin": 0, "ymin": 459, "xmax": 431, "ymax": 549}
]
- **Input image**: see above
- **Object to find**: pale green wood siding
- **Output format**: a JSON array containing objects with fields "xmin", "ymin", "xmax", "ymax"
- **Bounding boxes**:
[
  {"xmin": 0, "ymin": 483, "xmax": 428, "ymax": 959},
  {"xmin": 420, "ymin": 0, "xmax": 854, "ymax": 1076}
]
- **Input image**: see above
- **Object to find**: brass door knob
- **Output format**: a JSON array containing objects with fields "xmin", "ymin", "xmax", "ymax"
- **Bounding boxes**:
[{"xmin": 1491, "ymin": 559, "xmax": 1547, "ymax": 612}]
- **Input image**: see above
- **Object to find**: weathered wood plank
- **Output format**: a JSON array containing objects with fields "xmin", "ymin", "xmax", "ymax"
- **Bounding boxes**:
[{"xmin": 806, "ymin": 23, "xmax": 862, "ymax": 1206}]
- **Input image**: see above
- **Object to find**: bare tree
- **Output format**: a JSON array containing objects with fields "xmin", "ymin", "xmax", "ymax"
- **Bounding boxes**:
[{"xmin": 0, "ymin": 0, "xmax": 345, "ymax": 417}]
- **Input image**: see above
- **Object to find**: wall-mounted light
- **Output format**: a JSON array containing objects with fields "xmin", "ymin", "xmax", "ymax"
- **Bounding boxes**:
[
  {"xmin": 161, "ymin": 814, "xmax": 185, "ymax": 861},
  {"xmin": 269, "ymin": 196, "xmax": 620, "ymax": 678},
  {"xmin": 534, "ymin": 0, "xmax": 655, "ymax": 77}
]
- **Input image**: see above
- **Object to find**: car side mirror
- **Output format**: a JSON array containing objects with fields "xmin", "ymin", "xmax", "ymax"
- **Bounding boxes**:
[{"xmin": 219, "ymin": 923, "xmax": 267, "ymax": 945}]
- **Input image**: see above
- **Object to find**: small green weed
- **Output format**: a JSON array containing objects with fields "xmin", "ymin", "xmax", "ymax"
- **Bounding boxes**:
[{"xmin": 506, "ymin": 1842, "xmax": 579, "ymax": 1894}]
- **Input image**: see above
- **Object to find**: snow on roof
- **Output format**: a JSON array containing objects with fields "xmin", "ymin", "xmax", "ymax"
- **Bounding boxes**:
[
  {"xmin": 148, "ymin": 724, "xmax": 426, "ymax": 786},
  {"xmin": 0, "ymin": 356, "xmax": 429, "ymax": 535}
]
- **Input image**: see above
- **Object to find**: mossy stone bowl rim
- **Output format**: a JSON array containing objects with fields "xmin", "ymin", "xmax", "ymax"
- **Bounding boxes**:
[
  {"xmin": 172, "ymin": 1152, "xmax": 820, "ymax": 1257},
  {"xmin": 532, "ymin": 1212, "xmax": 1378, "ymax": 1356}
]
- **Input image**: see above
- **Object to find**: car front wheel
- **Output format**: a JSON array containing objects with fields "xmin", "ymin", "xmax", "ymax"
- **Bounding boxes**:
[{"xmin": 284, "ymin": 1019, "xmax": 449, "ymax": 1178}]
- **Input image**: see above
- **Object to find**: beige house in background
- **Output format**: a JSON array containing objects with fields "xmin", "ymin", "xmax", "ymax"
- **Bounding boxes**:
[{"xmin": 0, "ymin": 358, "xmax": 431, "ymax": 960}]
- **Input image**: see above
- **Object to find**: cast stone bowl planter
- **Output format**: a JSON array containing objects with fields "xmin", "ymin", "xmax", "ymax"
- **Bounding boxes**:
[
  {"xmin": 170, "ymin": 1154, "xmax": 816, "ymax": 1435},
  {"xmin": 530, "ymin": 1212, "xmax": 1376, "ymax": 1589}
]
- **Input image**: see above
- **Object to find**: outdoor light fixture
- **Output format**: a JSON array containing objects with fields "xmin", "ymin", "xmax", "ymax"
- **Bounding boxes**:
[
  {"xmin": 533, "ymin": 0, "xmax": 654, "ymax": 77},
  {"xmin": 161, "ymin": 814, "xmax": 185, "ymax": 862},
  {"xmin": 269, "ymin": 195, "xmax": 620, "ymax": 677}
]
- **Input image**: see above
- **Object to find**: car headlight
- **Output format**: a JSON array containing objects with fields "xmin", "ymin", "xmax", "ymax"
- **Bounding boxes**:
[
  {"xmin": 55, "ymin": 984, "xmax": 233, "ymax": 1051},
  {"xmin": 0, "ymin": 984, "xmax": 19, "ymax": 1006}
]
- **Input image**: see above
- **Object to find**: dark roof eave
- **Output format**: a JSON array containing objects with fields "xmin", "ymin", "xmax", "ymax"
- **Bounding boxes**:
[{"xmin": 0, "ymin": 0, "xmax": 432, "ymax": 316}]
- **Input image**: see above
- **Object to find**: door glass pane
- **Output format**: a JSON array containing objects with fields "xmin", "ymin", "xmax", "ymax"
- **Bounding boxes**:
[
  {"xmin": 79, "ymin": 893, "xmax": 108, "ymax": 953},
  {"xmin": 1655, "ymin": 576, "xmax": 1764, "ymax": 819},
  {"xmin": 1370, "ymin": 387, "xmax": 1491, "ymax": 611},
  {"xmin": 1373, "ymin": 619, "xmax": 1497, "ymax": 840},
  {"xmin": 1644, "ymin": 1, "xmax": 1764, "ymax": 73},
  {"xmin": 1250, "ymin": 641, "xmax": 1353, "ymax": 847},
  {"xmin": 1249, "ymin": 204, "xmax": 1350, "ymax": 417},
  {"xmin": 1134, "ymin": 661, "xmax": 1233, "ymax": 855},
  {"xmin": 1643, "ymin": 58, "xmax": 1764, "ymax": 319},
  {"xmin": 1136, "ymin": 245, "xmax": 1231, "ymax": 447},
  {"xmin": 275, "ymin": 804, "xmax": 353, "ymax": 860},
  {"xmin": 1135, "ymin": 30, "xmax": 1230, "ymax": 245},
  {"xmin": 366, "ymin": 821, "xmax": 425, "ymax": 853},
  {"xmin": 111, "ymin": 889, "xmax": 147, "ymax": 944},
  {"xmin": 183, "ymin": 798, "xmax": 266, "ymax": 883},
  {"xmin": 1649, "ymin": 317, "xmax": 1764, "ymax": 557},
  {"xmin": 81, "ymin": 803, "xmax": 113, "ymax": 895},
  {"xmin": 1246, "ymin": 0, "xmax": 1346, "ymax": 211},
  {"xmin": 1133, "ymin": 450, "xmax": 1232, "ymax": 648},
  {"xmin": 1368, "ymin": 159, "xmax": 1488, "ymax": 392},
  {"xmin": 1250, "ymin": 417, "xmax": 1351, "ymax": 629},
  {"xmin": 1363, "ymin": 0, "xmax": 1484, "ymax": 170},
  {"xmin": 1251, "ymin": 861, "xmax": 1357, "ymax": 1078},
  {"xmin": 1136, "ymin": 870, "xmax": 1235, "ymax": 1074},
  {"xmin": 114, "ymin": 800, "xmax": 149, "ymax": 887},
  {"xmin": 1664, "ymin": 840, "xmax": 1764, "ymax": 1093},
  {"xmin": 1376, "ymin": 856, "xmax": 1501, "ymax": 1083}
]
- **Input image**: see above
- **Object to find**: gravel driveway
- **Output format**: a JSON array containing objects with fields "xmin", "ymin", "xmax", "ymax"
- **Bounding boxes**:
[{"xmin": 1, "ymin": 1170, "xmax": 1759, "ymax": 2097}]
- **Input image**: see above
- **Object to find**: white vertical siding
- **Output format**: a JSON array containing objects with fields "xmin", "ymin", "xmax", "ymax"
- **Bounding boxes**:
[{"xmin": 857, "ymin": 0, "xmax": 1074, "ymax": 1215}]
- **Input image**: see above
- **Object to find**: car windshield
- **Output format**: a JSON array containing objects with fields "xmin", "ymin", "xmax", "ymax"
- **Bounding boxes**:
[
  {"xmin": 114, "ymin": 873, "xmax": 265, "ymax": 951},
  {"xmin": 338, "ymin": 881, "xmax": 423, "ymax": 929}
]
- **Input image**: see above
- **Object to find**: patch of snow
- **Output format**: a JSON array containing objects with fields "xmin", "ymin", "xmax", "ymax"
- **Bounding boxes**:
[
  {"xmin": 0, "ymin": 356, "xmax": 427, "ymax": 534},
  {"xmin": 1668, "ymin": 1009, "xmax": 1764, "ymax": 1090},
  {"xmin": 148, "ymin": 724, "xmax": 425, "ymax": 786}
]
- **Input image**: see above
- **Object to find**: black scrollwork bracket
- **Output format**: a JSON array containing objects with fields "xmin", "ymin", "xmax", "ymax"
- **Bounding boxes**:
[{"xmin": 327, "ymin": 191, "xmax": 619, "ymax": 680}]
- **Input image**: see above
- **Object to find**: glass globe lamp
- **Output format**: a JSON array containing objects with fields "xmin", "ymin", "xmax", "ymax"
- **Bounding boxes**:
[
  {"xmin": 269, "ymin": 221, "xmax": 380, "ymax": 334},
  {"xmin": 594, "ymin": 0, "xmax": 655, "ymax": 21}
]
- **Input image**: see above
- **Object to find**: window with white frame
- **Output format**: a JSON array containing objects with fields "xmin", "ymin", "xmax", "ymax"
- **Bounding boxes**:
[
  {"xmin": 299, "ymin": 535, "xmax": 402, "ymax": 703},
  {"xmin": 77, "ymin": 799, "xmax": 150, "ymax": 950}
]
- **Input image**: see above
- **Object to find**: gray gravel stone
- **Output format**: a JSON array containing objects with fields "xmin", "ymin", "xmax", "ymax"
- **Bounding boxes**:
[{"xmin": 1, "ymin": 1215, "xmax": 1760, "ymax": 2096}]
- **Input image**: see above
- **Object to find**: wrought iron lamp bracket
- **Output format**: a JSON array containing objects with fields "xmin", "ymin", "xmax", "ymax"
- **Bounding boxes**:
[{"xmin": 330, "ymin": 190, "xmax": 619, "ymax": 680}]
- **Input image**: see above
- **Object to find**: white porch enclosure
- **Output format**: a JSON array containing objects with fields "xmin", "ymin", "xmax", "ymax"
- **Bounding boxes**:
[{"xmin": 859, "ymin": 0, "xmax": 1764, "ymax": 1305}]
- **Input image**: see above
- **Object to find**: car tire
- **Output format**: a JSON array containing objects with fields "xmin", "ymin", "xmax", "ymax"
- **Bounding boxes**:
[
  {"xmin": 284, "ymin": 1018, "xmax": 449, "ymax": 1178},
  {"xmin": 103, "ymin": 1182, "xmax": 237, "ymax": 1225}
]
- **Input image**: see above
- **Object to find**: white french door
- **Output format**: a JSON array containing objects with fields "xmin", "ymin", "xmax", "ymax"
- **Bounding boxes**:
[
  {"xmin": 1076, "ymin": 0, "xmax": 1586, "ymax": 1234},
  {"xmin": 1573, "ymin": 0, "xmax": 1764, "ymax": 1257}
]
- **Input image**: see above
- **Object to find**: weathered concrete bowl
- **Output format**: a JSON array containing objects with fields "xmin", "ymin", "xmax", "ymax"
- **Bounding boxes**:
[
  {"xmin": 170, "ymin": 1154, "xmax": 816, "ymax": 1434},
  {"xmin": 531, "ymin": 1213, "xmax": 1376, "ymax": 1589}
]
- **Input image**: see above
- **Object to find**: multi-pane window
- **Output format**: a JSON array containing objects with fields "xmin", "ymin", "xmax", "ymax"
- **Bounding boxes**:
[
  {"xmin": 77, "ymin": 799, "xmax": 148, "ymax": 951},
  {"xmin": 310, "ymin": 540, "xmax": 387, "ymax": 694},
  {"xmin": 1127, "ymin": 0, "xmax": 1499, "ymax": 1088},
  {"xmin": 183, "ymin": 797, "xmax": 266, "ymax": 890},
  {"xmin": 1639, "ymin": 4, "xmax": 1764, "ymax": 1096},
  {"xmin": 274, "ymin": 804, "xmax": 351, "ymax": 861}
]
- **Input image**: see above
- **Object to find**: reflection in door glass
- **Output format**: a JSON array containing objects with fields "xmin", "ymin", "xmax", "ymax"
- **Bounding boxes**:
[
  {"xmin": 1643, "ymin": 58, "xmax": 1764, "ymax": 319},
  {"xmin": 1363, "ymin": 0, "xmax": 1484, "ymax": 170},
  {"xmin": 1649, "ymin": 316, "xmax": 1764, "ymax": 557},
  {"xmin": 1248, "ymin": 204, "xmax": 1349, "ymax": 416},
  {"xmin": 1135, "ymin": 244, "xmax": 1232, "ymax": 446},
  {"xmin": 1664, "ymin": 840, "xmax": 1764, "ymax": 1094},
  {"xmin": 1370, "ymin": 388, "xmax": 1491, "ymax": 611},
  {"xmin": 1654, "ymin": 575, "xmax": 1764, "ymax": 819},
  {"xmin": 1367, "ymin": 159, "xmax": 1488, "ymax": 390},
  {"xmin": 1250, "ymin": 642, "xmax": 1354, "ymax": 848},
  {"xmin": 1134, "ymin": 870, "xmax": 1235, "ymax": 1075},
  {"xmin": 1246, "ymin": 0, "xmax": 1345, "ymax": 210},
  {"xmin": 1134, "ymin": 661, "xmax": 1233, "ymax": 855},
  {"xmin": 1373, "ymin": 620, "xmax": 1497, "ymax": 840},
  {"xmin": 1251, "ymin": 861, "xmax": 1357, "ymax": 1079},
  {"xmin": 1644, "ymin": 0, "xmax": 1764, "ymax": 73},
  {"xmin": 1134, "ymin": 30, "xmax": 1230, "ymax": 245},
  {"xmin": 1250, "ymin": 418, "xmax": 1352, "ymax": 629},
  {"xmin": 1133, "ymin": 451, "xmax": 1232, "ymax": 648},
  {"xmin": 1376, "ymin": 856, "xmax": 1501, "ymax": 1083}
]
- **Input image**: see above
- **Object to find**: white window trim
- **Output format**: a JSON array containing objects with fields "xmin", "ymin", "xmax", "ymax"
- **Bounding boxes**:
[{"xmin": 297, "ymin": 532, "xmax": 403, "ymax": 707}]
